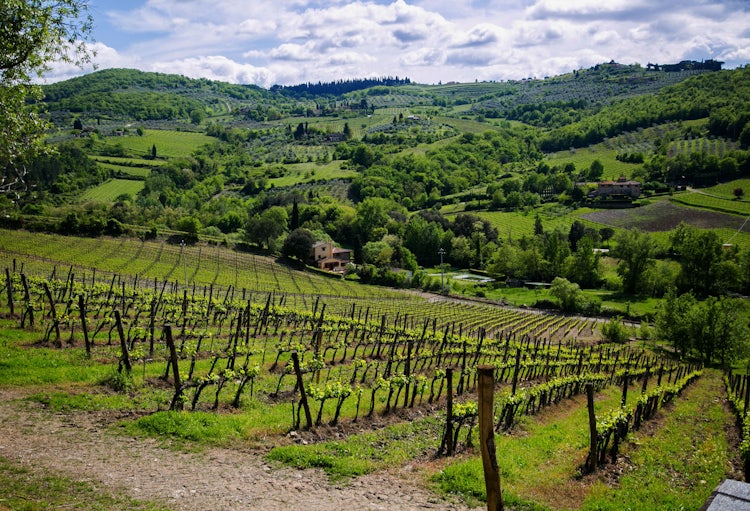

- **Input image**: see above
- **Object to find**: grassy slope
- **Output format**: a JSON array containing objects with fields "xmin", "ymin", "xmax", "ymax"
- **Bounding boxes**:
[
  {"xmin": 100, "ymin": 129, "xmax": 215, "ymax": 159},
  {"xmin": 80, "ymin": 178, "xmax": 145, "ymax": 202}
]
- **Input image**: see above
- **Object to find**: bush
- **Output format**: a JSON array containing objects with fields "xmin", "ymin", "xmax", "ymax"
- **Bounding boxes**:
[{"xmin": 601, "ymin": 316, "xmax": 630, "ymax": 343}]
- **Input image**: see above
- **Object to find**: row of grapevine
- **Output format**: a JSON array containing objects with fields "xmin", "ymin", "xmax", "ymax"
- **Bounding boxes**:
[{"xmin": 590, "ymin": 369, "xmax": 702, "ymax": 470}]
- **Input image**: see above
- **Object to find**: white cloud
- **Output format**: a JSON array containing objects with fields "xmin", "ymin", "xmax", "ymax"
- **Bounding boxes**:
[
  {"xmin": 151, "ymin": 55, "xmax": 275, "ymax": 87},
  {"xmin": 45, "ymin": 0, "xmax": 750, "ymax": 86}
]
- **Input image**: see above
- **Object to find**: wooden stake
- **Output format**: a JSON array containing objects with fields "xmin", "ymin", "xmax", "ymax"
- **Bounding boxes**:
[
  {"xmin": 78, "ymin": 295, "xmax": 90, "ymax": 357},
  {"xmin": 478, "ymin": 365, "xmax": 502, "ymax": 511},
  {"xmin": 291, "ymin": 351, "xmax": 313, "ymax": 430},
  {"xmin": 446, "ymin": 367, "xmax": 454, "ymax": 456},
  {"xmin": 586, "ymin": 383, "xmax": 597, "ymax": 473},
  {"xmin": 114, "ymin": 310, "xmax": 131, "ymax": 374},
  {"xmin": 164, "ymin": 325, "xmax": 183, "ymax": 411}
]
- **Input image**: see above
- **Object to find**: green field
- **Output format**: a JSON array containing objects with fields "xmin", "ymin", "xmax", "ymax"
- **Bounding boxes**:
[
  {"xmin": 545, "ymin": 143, "xmax": 639, "ymax": 180},
  {"xmin": 80, "ymin": 179, "xmax": 145, "ymax": 202},
  {"xmin": 703, "ymin": 179, "xmax": 750, "ymax": 199},
  {"xmin": 100, "ymin": 129, "xmax": 215, "ymax": 159},
  {"xmin": 267, "ymin": 161, "xmax": 357, "ymax": 187},
  {"xmin": 95, "ymin": 161, "xmax": 152, "ymax": 178},
  {"xmin": 672, "ymin": 190, "xmax": 750, "ymax": 216}
]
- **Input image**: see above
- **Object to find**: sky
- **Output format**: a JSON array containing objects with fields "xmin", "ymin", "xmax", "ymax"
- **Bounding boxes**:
[{"xmin": 46, "ymin": 0, "xmax": 750, "ymax": 88}]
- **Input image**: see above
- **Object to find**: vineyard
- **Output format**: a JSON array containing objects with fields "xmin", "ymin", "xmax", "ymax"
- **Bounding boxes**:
[{"xmin": 0, "ymin": 230, "xmax": 742, "ymax": 509}]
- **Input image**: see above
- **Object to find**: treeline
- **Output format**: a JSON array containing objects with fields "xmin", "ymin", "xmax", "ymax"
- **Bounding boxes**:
[
  {"xmin": 647, "ymin": 59, "xmax": 723, "ymax": 72},
  {"xmin": 42, "ymin": 68, "xmax": 267, "ymax": 102},
  {"xmin": 271, "ymin": 77, "xmax": 411, "ymax": 97}
]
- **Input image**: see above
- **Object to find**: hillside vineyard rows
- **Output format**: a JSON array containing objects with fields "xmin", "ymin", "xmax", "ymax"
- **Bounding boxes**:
[{"xmin": 0, "ymin": 242, "xmax": 703, "ymax": 457}]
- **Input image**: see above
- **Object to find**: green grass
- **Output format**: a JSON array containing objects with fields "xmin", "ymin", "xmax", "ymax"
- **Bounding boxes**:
[
  {"xmin": 705, "ymin": 179, "xmax": 750, "ymax": 199},
  {"xmin": 267, "ymin": 416, "xmax": 444, "ymax": 480},
  {"xmin": 545, "ymin": 144, "xmax": 638, "ymax": 181},
  {"xmin": 0, "ymin": 322, "xmax": 112, "ymax": 386},
  {"xmin": 0, "ymin": 456, "xmax": 170, "ymax": 511},
  {"xmin": 672, "ymin": 191, "xmax": 750, "ymax": 217},
  {"xmin": 80, "ymin": 179, "xmax": 145, "ymax": 202},
  {"xmin": 580, "ymin": 369, "xmax": 733, "ymax": 511},
  {"xmin": 267, "ymin": 161, "xmax": 357, "ymax": 187},
  {"xmin": 96, "ymin": 161, "xmax": 152, "ymax": 178},
  {"xmin": 469, "ymin": 208, "xmax": 577, "ymax": 240},
  {"xmin": 90, "ymin": 155, "xmax": 166, "ymax": 167},
  {"xmin": 99, "ymin": 129, "xmax": 215, "ymax": 159}
]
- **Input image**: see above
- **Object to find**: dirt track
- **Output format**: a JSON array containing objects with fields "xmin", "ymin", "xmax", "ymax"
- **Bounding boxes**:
[{"xmin": 0, "ymin": 388, "xmax": 475, "ymax": 511}]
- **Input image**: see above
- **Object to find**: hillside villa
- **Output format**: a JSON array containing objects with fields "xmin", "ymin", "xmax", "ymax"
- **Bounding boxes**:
[
  {"xmin": 310, "ymin": 240, "xmax": 352, "ymax": 273},
  {"xmin": 593, "ymin": 176, "xmax": 641, "ymax": 199}
]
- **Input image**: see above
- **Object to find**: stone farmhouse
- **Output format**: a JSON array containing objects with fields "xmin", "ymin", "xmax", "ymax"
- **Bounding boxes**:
[
  {"xmin": 594, "ymin": 177, "xmax": 641, "ymax": 199},
  {"xmin": 310, "ymin": 241, "xmax": 352, "ymax": 273}
]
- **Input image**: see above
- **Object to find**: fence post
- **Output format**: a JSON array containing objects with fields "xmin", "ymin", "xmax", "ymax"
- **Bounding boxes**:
[{"xmin": 478, "ymin": 365, "xmax": 503, "ymax": 511}]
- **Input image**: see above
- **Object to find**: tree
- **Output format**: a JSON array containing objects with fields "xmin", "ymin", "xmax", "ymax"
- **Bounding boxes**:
[
  {"xmin": 245, "ymin": 206, "xmax": 288, "ymax": 250},
  {"xmin": 612, "ymin": 228, "xmax": 655, "ymax": 294},
  {"xmin": 670, "ymin": 223, "xmax": 725, "ymax": 296},
  {"xmin": 587, "ymin": 159, "xmax": 604, "ymax": 180},
  {"xmin": 599, "ymin": 227, "xmax": 615, "ymax": 246},
  {"xmin": 656, "ymin": 289, "xmax": 749, "ymax": 364},
  {"xmin": 549, "ymin": 277, "xmax": 584, "ymax": 312},
  {"xmin": 282, "ymin": 228, "xmax": 315, "ymax": 262},
  {"xmin": 567, "ymin": 220, "xmax": 586, "ymax": 252},
  {"xmin": 151, "ymin": 144, "xmax": 157, "ymax": 159},
  {"xmin": 1, "ymin": 0, "xmax": 94, "ymax": 195},
  {"xmin": 534, "ymin": 215, "xmax": 544, "ymax": 236},
  {"xmin": 734, "ymin": 187, "xmax": 744, "ymax": 199},
  {"xmin": 565, "ymin": 235, "xmax": 600, "ymax": 288},
  {"xmin": 290, "ymin": 200, "xmax": 300, "ymax": 230}
]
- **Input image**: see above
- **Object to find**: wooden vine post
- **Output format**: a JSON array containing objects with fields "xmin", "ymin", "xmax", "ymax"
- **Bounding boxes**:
[
  {"xmin": 586, "ymin": 383, "xmax": 597, "ymax": 473},
  {"xmin": 78, "ymin": 295, "xmax": 90, "ymax": 357},
  {"xmin": 291, "ymin": 351, "xmax": 313, "ymax": 430},
  {"xmin": 478, "ymin": 365, "xmax": 503, "ymax": 511},
  {"xmin": 446, "ymin": 367, "xmax": 454, "ymax": 456},
  {"xmin": 114, "ymin": 310, "xmax": 131, "ymax": 374},
  {"xmin": 164, "ymin": 325, "xmax": 183, "ymax": 411}
]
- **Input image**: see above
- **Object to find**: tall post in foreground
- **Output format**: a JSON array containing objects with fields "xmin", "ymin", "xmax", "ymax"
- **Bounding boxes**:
[{"xmin": 478, "ymin": 365, "xmax": 503, "ymax": 511}]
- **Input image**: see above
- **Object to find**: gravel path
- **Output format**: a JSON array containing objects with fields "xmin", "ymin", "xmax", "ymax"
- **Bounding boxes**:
[{"xmin": 0, "ymin": 389, "xmax": 475, "ymax": 511}]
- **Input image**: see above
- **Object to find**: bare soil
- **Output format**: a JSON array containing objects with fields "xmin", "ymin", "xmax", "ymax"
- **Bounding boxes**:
[
  {"xmin": 581, "ymin": 198, "xmax": 750, "ymax": 232},
  {"xmin": 0, "ymin": 387, "xmax": 476, "ymax": 511}
]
